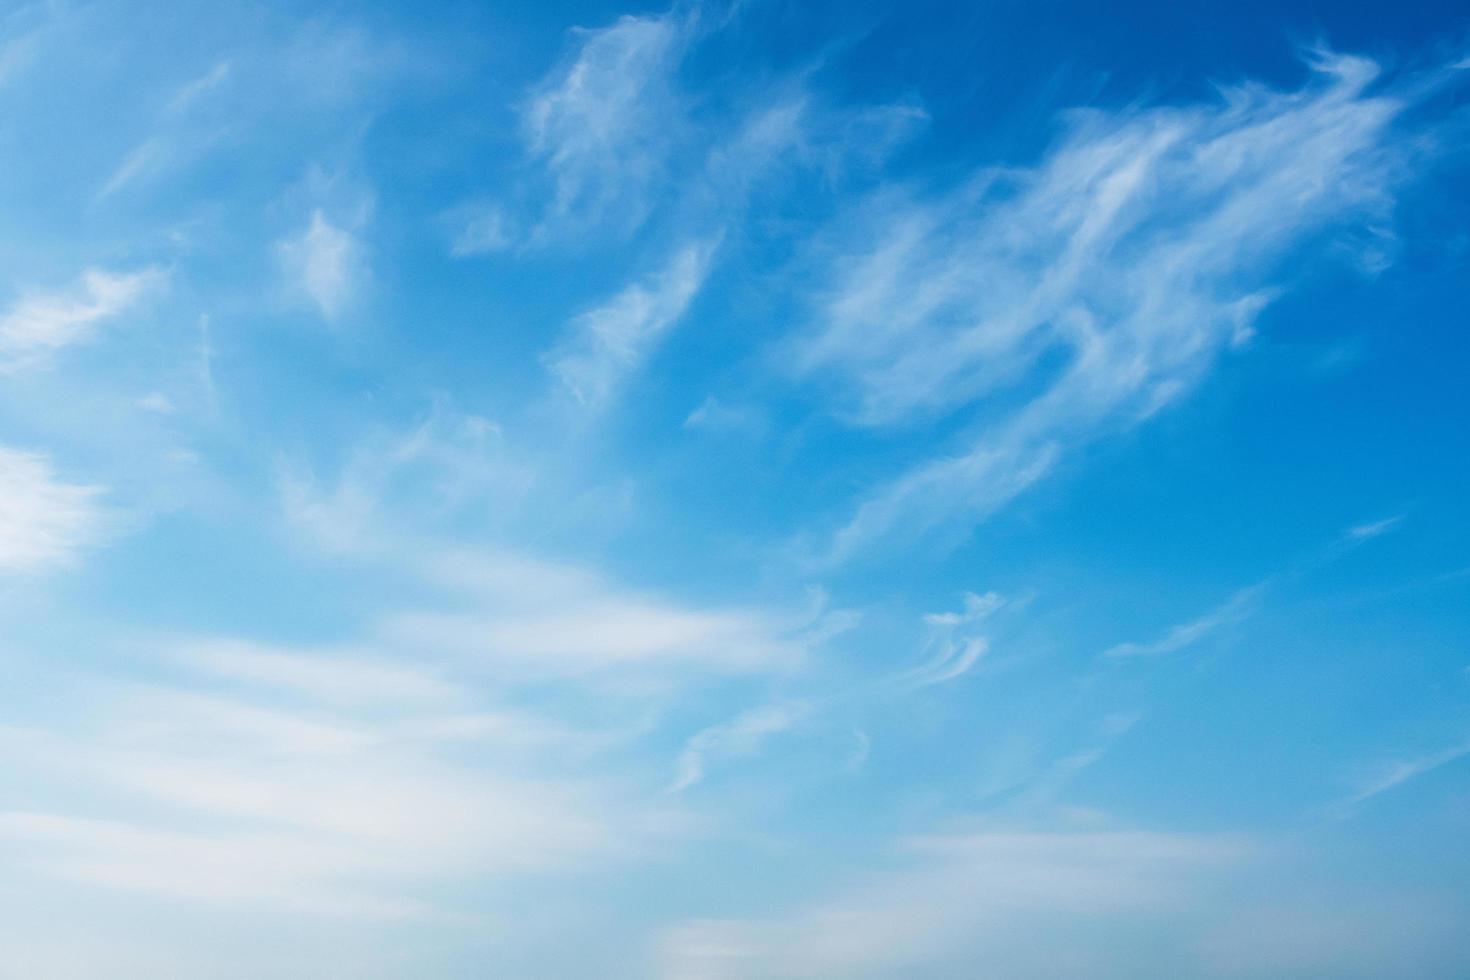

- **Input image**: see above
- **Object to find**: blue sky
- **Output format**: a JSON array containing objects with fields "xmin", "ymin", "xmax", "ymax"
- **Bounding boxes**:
[{"xmin": 1, "ymin": 0, "xmax": 1469, "ymax": 976}]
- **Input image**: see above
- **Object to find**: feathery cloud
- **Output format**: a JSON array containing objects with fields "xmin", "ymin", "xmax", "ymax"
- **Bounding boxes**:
[
  {"xmin": 277, "ymin": 209, "xmax": 368, "ymax": 321},
  {"xmin": 804, "ymin": 54, "xmax": 1423, "ymax": 561},
  {"xmin": 1341, "ymin": 736, "xmax": 1470, "ymax": 810},
  {"xmin": 669, "ymin": 703, "xmax": 807, "ymax": 792},
  {"xmin": 523, "ymin": 10, "xmax": 690, "ymax": 240},
  {"xmin": 903, "ymin": 591, "xmax": 1003, "ymax": 686},
  {"xmin": 658, "ymin": 828, "xmax": 1248, "ymax": 978},
  {"xmin": 0, "ymin": 447, "xmax": 106, "ymax": 573},
  {"xmin": 1103, "ymin": 583, "xmax": 1267, "ymax": 660},
  {"xmin": 0, "ymin": 267, "xmax": 162, "ymax": 372},
  {"xmin": 1347, "ymin": 514, "xmax": 1405, "ymax": 540},
  {"xmin": 545, "ymin": 238, "xmax": 720, "ymax": 409}
]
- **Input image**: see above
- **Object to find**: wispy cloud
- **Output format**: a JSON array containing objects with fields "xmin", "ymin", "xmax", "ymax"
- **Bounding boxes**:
[
  {"xmin": 545, "ymin": 238, "xmax": 720, "ymax": 409},
  {"xmin": 1339, "ymin": 735, "xmax": 1470, "ymax": 811},
  {"xmin": 1347, "ymin": 514, "xmax": 1406, "ymax": 540},
  {"xmin": 1103, "ymin": 583, "xmax": 1267, "ymax": 660},
  {"xmin": 0, "ymin": 267, "xmax": 162, "ymax": 372},
  {"xmin": 682, "ymin": 395, "xmax": 763, "ymax": 434},
  {"xmin": 382, "ymin": 593, "xmax": 806, "ymax": 681},
  {"xmin": 669, "ymin": 702, "xmax": 807, "ymax": 792},
  {"xmin": 0, "ymin": 8, "xmax": 42, "ymax": 89},
  {"xmin": 446, "ymin": 200, "xmax": 513, "ymax": 257},
  {"xmin": 96, "ymin": 138, "xmax": 165, "ymax": 200},
  {"xmin": 521, "ymin": 9, "xmax": 692, "ymax": 240},
  {"xmin": 0, "ymin": 447, "xmax": 107, "ymax": 573},
  {"xmin": 174, "ymin": 638, "xmax": 461, "ymax": 709},
  {"xmin": 803, "ymin": 53, "xmax": 1433, "ymax": 562},
  {"xmin": 0, "ymin": 618, "xmax": 667, "ymax": 917},
  {"xmin": 277, "ymin": 402, "xmax": 523, "ymax": 554},
  {"xmin": 273, "ymin": 410, "xmax": 827, "ymax": 687},
  {"xmin": 165, "ymin": 59, "xmax": 231, "ymax": 113},
  {"xmin": 902, "ymin": 591, "xmax": 1003, "ymax": 686},
  {"xmin": 658, "ymin": 827, "xmax": 1248, "ymax": 978},
  {"xmin": 0, "ymin": 689, "xmax": 630, "ymax": 916},
  {"xmin": 461, "ymin": 1, "xmax": 921, "ymax": 255},
  {"xmin": 277, "ymin": 209, "xmax": 369, "ymax": 321}
]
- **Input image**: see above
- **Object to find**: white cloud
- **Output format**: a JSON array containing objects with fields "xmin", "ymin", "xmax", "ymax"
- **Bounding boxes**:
[
  {"xmin": 669, "ymin": 703, "xmax": 807, "ymax": 792},
  {"xmin": 94, "ymin": 60, "xmax": 231, "ymax": 201},
  {"xmin": 0, "ymin": 640, "xmax": 656, "ymax": 918},
  {"xmin": 277, "ymin": 209, "xmax": 367, "ymax": 320},
  {"xmin": 903, "ymin": 590, "xmax": 1003, "ymax": 686},
  {"xmin": 0, "ymin": 267, "xmax": 162, "ymax": 372},
  {"xmin": 523, "ymin": 10, "xmax": 689, "ymax": 239},
  {"xmin": 1340, "ymin": 735, "xmax": 1470, "ymax": 810},
  {"xmin": 166, "ymin": 59, "xmax": 231, "ymax": 113},
  {"xmin": 1103, "ymin": 582, "xmax": 1267, "ymax": 660},
  {"xmin": 658, "ymin": 827, "xmax": 1248, "ymax": 979},
  {"xmin": 0, "ymin": 14, "xmax": 41, "ymax": 89},
  {"xmin": 683, "ymin": 396, "xmax": 762, "ymax": 434},
  {"xmin": 135, "ymin": 393, "xmax": 174, "ymax": 415},
  {"xmin": 800, "ymin": 54, "xmax": 1420, "ymax": 561},
  {"xmin": 278, "ymin": 403, "xmax": 522, "ymax": 555},
  {"xmin": 1347, "ymin": 514, "xmax": 1405, "ymax": 540},
  {"xmin": 447, "ymin": 200, "xmax": 513, "ymax": 256},
  {"xmin": 0, "ymin": 447, "xmax": 106, "ymax": 573},
  {"xmin": 96, "ymin": 138, "xmax": 165, "ymax": 199},
  {"xmin": 176, "ymin": 638, "xmax": 460, "ymax": 709},
  {"xmin": 382, "ymin": 596, "xmax": 802, "ymax": 680},
  {"xmin": 545, "ymin": 238, "xmax": 720, "ymax": 409}
]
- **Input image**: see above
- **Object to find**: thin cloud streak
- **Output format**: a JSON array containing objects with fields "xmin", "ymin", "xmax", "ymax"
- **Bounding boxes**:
[
  {"xmin": 1103, "ymin": 583, "xmax": 1268, "ymax": 660},
  {"xmin": 1341, "ymin": 736, "xmax": 1470, "ymax": 810},
  {"xmin": 545, "ymin": 238, "xmax": 721, "ymax": 410}
]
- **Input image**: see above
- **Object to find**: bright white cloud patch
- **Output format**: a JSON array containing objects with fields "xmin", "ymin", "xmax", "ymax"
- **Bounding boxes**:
[
  {"xmin": 0, "ymin": 267, "xmax": 161, "ymax": 372},
  {"xmin": 804, "ymin": 55, "xmax": 1412, "ymax": 561},
  {"xmin": 0, "ymin": 447, "xmax": 105, "ymax": 572},
  {"xmin": 0, "ymin": 673, "xmax": 628, "ymax": 916}
]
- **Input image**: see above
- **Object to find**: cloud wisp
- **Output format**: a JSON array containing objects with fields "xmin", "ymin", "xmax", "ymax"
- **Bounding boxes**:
[
  {"xmin": 1103, "ymin": 583, "xmax": 1267, "ymax": 661},
  {"xmin": 277, "ymin": 209, "xmax": 369, "ymax": 321},
  {"xmin": 0, "ymin": 447, "xmax": 107, "ymax": 573},
  {"xmin": 658, "ymin": 826, "xmax": 1249, "ymax": 979},
  {"xmin": 1337, "ymin": 735, "xmax": 1470, "ymax": 813},
  {"xmin": 545, "ymin": 238, "xmax": 721, "ymax": 411},
  {"xmin": 803, "ymin": 54, "xmax": 1438, "ymax": 563},
  {"xmin": 0, "ymin": 268, "xmax": 162, "ymax": 373},
  {"xmin": 521, "ymin": 9, "xmax": 693, "ymax": 242}
]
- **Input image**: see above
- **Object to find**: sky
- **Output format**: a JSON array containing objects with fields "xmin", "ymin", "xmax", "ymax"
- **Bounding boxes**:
[{"xmin": 0, "ymin": 0, "xmax": 1469, "ymax": 976}]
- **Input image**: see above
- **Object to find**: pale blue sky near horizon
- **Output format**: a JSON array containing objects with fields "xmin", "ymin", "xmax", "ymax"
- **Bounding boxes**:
[{"xmin": 1, "ymin": 0, "xmax": 1469, "ymax": 976}]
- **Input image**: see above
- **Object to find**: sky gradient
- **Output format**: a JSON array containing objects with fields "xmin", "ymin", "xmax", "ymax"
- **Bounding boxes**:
[{"xmin": 1, "ymin": 1, "xmax": 1469, "ymax": 977}]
